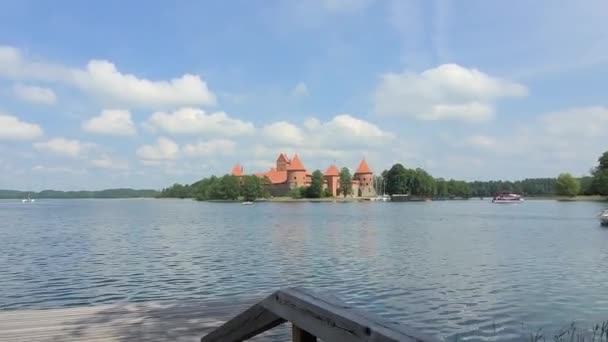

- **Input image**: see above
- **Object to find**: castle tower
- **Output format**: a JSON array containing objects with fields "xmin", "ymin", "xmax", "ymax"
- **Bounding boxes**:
[
  {"xmin": 231, "ymin": 163, "xmax": 244, "ymax": 176},
  {"xmin": 323, "ymin": 165, "xmax": 340, "ymax": 197},
  {"xmin": 287, "ymin": 154, "xmax": 307, "ymax": 189},
  {"xmin": 354, "ymin": 159, "xmax": 376, "ymax": 197},
  {"xmin": 276, "ymin": 153, "xmax": 290, "ymax": 171}
]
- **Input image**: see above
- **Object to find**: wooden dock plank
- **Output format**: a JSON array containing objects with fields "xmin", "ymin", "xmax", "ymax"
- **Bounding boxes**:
[{"xmin": 0, "ymin": 299, "xmax": 289, "ymax": 342}]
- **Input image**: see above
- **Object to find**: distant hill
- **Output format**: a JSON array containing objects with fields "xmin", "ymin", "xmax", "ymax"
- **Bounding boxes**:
[{"xmin": 0, "ymin": 188, "xmax": 159, "ymax": 199}]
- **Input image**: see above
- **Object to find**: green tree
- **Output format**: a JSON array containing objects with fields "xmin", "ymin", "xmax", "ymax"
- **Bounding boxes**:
[
  {"xmin": 385, "ymin": 163, "xmax": 408, "ymax": 195},
  {"xmin": 413, "ymin": 168, "xmax": 436, "ymax": 197},
  {"xmin": 305, "ymin": 170, "xmax": 324, "ymax": 198},
  {"xmin": 435, "ymin": 178, "xmax": 448, "ymax": 198},
  {"xmin": 241, "ymin": 175, "xmax": 261, "ymax": 201},
  {"xmin": 339, "ymin": 167, "xmax": 353, "ymax": 197},
  {"xmin": 555, "ymin": 173, "xmax": 580, "ymax": 197},
  {"xmin": 216, "ymin": 175, "xmax": 240, "ymax": 200},
  {"xmin": 592, "ymin": 151, "xmax": 608, "ymax": 196},
  {"xmin": 260, "ymin": 176, "xmax": 272, "ymax": 198},
  {"xmin": 289, "ymin": 186, "xmax": 304, "ymax": 199}
]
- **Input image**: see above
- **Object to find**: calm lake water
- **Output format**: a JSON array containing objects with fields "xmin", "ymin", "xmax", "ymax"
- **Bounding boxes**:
[{"xmin": 1, "ymin": 199, "xmax": 607, "ymax": 340}]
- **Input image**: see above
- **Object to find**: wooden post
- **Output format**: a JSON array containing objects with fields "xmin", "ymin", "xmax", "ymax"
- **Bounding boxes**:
[{"xmin": 292, "ymin": 324, "xmax": 317, "ymax": 342}]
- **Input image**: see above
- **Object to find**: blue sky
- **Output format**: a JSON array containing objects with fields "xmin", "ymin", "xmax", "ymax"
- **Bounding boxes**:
[{"xmin": 0, "ymin": 0, "xmax": 607, "ymax": 190}]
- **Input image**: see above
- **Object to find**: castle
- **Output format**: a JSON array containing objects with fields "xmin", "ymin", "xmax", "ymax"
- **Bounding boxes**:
[{"xmin": 231, "ymin": 153, "xmax": 377, "ymax": 197}]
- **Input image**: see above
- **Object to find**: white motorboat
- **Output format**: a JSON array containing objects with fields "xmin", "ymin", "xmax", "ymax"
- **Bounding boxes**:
[
  {"xmin": 242, "ymin": 201, "xmax": 254, "ymax": 205},
  {"xmin": 600, "ymin": 210, "xmax": 608, "ymax": 226},
  {"xmin": 492, "ymin": 192, "xmax": 524, "ymax": 203}
]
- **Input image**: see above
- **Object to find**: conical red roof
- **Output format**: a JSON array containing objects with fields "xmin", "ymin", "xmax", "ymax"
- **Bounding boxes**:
[
  {"xmin": 324, "ymin": 164, "xmax": 339, "ymax": 176},
  {"xmin": 276, "ymin": 153, "xmax": 290, "ymax": 163},
  {"xmin": 354, "ymin": 159, "xmax": 372, "ymax": 174},
  {"xmin": 287, "ymin": 154, "xmax": 306, "ymax": 171},
  {"xmin": 231, "ymin": 163, "xmax": 243, "ymax": 176}
]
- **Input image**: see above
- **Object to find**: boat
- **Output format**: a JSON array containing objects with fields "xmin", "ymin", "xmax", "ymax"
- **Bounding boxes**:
[
  {"xmin": 372, "ymin": 179, "xmax": 391, "ymax": 202},
  {"xmin": 492, "ymin": 192, "xmax": 524, "ymax": 203},
  {"xmin": 241, "ymin": 201, "xmax": 254, "ymax": 205},
  {"xmin": 600, "ymin": 210, "xmax": 608, "ymax": 226},
  {"xmin": 22, "ymin": 193, "xmax": 35, "ymax": 203}
]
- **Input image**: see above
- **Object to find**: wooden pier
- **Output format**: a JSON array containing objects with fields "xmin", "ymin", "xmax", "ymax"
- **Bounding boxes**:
[
  {"xmin": 0, "ymin": 297, "xmax": 287, "ymax": 341},
  {"xmin": 0, "ymin": 288, "xmax": 437, "ymax": 341}
]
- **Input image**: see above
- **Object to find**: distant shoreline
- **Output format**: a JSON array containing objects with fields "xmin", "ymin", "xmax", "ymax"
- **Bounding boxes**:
[{"xmin": 0, "ymin": 188, "xmax": 159, "ymax": 199}]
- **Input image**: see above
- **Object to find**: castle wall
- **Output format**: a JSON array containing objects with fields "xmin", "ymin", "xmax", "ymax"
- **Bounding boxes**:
[{"xmin": 269, "ymin": 182, "xmax": 291, "ymax": 196}]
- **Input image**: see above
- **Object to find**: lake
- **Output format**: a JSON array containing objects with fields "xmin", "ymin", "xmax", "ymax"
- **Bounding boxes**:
[{"xmin": 1, "ymin": 199, "xmax": 607, "ymax": 341}]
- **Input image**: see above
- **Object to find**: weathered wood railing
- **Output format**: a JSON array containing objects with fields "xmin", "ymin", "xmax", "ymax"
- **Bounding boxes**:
[{"xmin": 201, "ymin": 287, "xmax": 438, "ymax": 342}]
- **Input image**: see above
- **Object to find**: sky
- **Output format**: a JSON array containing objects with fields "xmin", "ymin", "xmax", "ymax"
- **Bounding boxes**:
[{"xmin": 0, "ymin": 0, "xmax": 607, "ymax": 190}]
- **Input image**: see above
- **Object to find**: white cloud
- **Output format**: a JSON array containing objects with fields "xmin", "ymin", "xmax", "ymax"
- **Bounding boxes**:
[
  {"xmin": 13, "ymin": 84, "xmax": 57, "ymax": 104},
  {"xmin": 33, "ymin": 137, "xmax": 93, "ymax": 157},
  {"xmin": 183, "ymin": 139, "xmax": 236, "ymax": 157},
  {"xmin": 542, "ymin": 106, "xmax": 608, "ymax": 138},
  {"xmin": 261, "ymin": 114, "xmax": 394, "ymax": 149},
  {"xmin": 136, "ymin": 137, "xmax": 179, "ymax": 161},
  {"xmin": 0, "ymin": 114, "xmax": 43, "ymax": 140},
  {"xmin": 147, "ymin": 107, "xmax": 255, "ymax": 136},
  {"xmin": 262, "ymin": 121, "xmax": 306, "ymax": 145},
  {"xmin": 466, "ymin": 135, "xmax": 496, "ymax": 148},
  {"xmin": 90, "ymin": 156, "xmax": 129, "ymax": 170},
  {"xmin": 291, "ymin": 82, "xmax": 309, "ymax": 97},
  {"xmin": 373, "ymin": 64, "xmax": 527, "ymax": 122},
  {"xmin": 32, "ymin": 165, "xmax": 80, "ymax": 174},
  {"xmin": 82, "ymin": 109, "xmax": 136, "ymax": 136},
  {"xmin": 0, "ymin": 46, "xmax": 215, "ymax": 108}
]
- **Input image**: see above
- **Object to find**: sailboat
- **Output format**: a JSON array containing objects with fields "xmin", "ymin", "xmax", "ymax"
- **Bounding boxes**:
[
  {"xmin": 381, "ymin": 179, "xmax": 390, "ymax": 201},
  {"xmin": 372, "ymin": 178, "xmax": 391, "ymax": 202},
  {"xmin": 22, "ymin": 192, "xmax": 35, "ymax": 203}
]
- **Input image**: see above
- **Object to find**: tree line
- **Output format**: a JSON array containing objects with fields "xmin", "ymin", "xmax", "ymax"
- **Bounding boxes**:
[
  {"xmin": 159, "ymin": 175, "xmax": 271, "ymax": 201},
  {"xmin": 0, "ymin": 188, "xmax": 159, "ymax": 199},
  {"xmin": 159, "ymin": 167, "xmax": 356, "ymax": 201},
  {"xmin": 553, "ymin": 151, "xmax": 608, "ymax": 197},
  {"xmin": 160, "ymin": 150, "xmax": 608, "ymax": 200}
]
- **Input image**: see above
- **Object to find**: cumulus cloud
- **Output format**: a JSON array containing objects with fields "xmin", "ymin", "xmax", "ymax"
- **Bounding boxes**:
[
  {"xmin": 33, "ymin": 137, "xmax": 93, "ymax": 157},
  {"xmin": 136, "ymin": 137, "xmax": 179, "ymax": 161},
  {"xmin": 90, "ymin": 156, "xmax": 129, "ymax": 170},
  {"xmin": 263, "ymin": 114, "xmax": 394, "ymax": 148},
  {"xmin": 183, "ymin": 139, "xmax": 236, "ymax": 157},
  {"xmin": 147, "ymin": 107, "xmax": 255, "ymax": 136},
  {"xmin": 82, "ymin": 109, "xmax": 136, "ymax": 136},
  {"xmin": 0, "ymin": 46, "xmax": 215, "ymax": 108},
  {"xmin": 262, "ymin": 121, "xmax": 306, "ymax": 145},
  {"xmin": 0, "ymin": 114, "xmax": 43, "ymax": 140},
  {"xmin": 13, "ymin": 84, "xmax": 57, "ymax": 104},
  {"xmin": 373, "ymin": 64, "xmax": 527, "ymax": 122}
]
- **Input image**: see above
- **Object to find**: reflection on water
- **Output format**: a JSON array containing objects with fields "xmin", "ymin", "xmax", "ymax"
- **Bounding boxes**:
[{"xmin": 1, "ymin": 198, "xmax": 607, "ymax": 341}]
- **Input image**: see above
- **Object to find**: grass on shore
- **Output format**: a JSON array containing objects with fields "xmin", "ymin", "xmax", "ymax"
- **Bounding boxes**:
[{"xmin": 528, "ymin": 321, "xmax": 608, "ymax": 342}]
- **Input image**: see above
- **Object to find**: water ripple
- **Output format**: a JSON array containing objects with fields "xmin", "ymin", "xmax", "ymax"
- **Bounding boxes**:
[{"xmin": 1, "ymin": 199, "xmax": 608, "ymax": 341}]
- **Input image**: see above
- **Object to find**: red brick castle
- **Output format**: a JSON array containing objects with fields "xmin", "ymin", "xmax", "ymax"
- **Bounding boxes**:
[{"xmin": 231, "ymin": 153, "xmax": 376, "ymax": 197}]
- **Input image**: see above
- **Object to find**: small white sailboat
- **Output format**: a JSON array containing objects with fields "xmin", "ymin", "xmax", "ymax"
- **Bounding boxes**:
[
  {"xmin": 22, "ymin": 192, "xmax": 35, "ymax": 203},
  {"xmin": 372, "ymin": 178, "xmax": 391, "ymax": 202}
]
